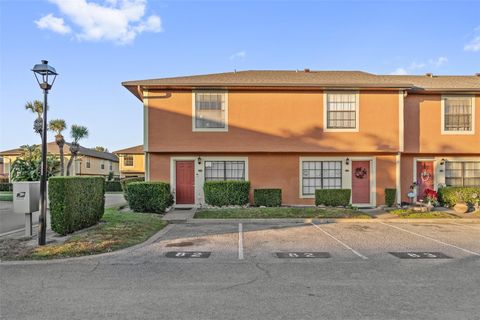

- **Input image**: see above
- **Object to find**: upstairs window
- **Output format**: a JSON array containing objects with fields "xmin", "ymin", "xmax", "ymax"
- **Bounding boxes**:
[
  {"xmin": 86, "ymin": 160, "xmax": 91, "ymax": 168},
  {"xmin": 442, "ymin": 96, "xmax": 475, "ymax": 134},
  {"xmin": 193, "ymin": 91, "xmax": 228, "ymax": 131},
  {"xmin": 445, "ymin": 161, "xmax": 480, "ymax": 187},
  {"xmin": 124, "ymin": 155, "xmax": 134, "ymax": 167},
  {"xmin": 204, "ymin": 161, "xmax": 245, "ymax": 181},
  {"xmin": 325, "ymin": 92, "xmax": 359, "ymax": 131},
  {"xmin": 101, "ymin": 162, "xmax": 105, "ymax": 170}
]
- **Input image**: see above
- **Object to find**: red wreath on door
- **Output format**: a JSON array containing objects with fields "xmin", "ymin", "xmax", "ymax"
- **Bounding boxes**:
[{"xmin": 354, "ymin": 167, "xmax": 368, "ymax": 179}]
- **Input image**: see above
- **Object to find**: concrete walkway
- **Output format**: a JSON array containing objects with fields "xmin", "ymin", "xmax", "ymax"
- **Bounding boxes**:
[{"xmin": 162, "ymin": 207, "xmax": 196, "ymax": 223}]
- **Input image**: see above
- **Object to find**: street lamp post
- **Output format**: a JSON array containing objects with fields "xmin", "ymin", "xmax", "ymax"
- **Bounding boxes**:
[{"xmin": 32, "ymin": 60, "xmax": 57, "ymax": 246}]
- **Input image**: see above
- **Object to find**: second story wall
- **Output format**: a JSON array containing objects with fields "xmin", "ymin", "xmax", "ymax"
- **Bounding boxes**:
[
  {"xmin": 404, "ymin": 94, "xmax": 480, "ymax": 154},
  {"xmin": 147, "ymin": 90, "xmax": 401, "ymax": 153},
  {"xmin": 118, "ymin": 154, "xmax": 145, "ymax": 174}
]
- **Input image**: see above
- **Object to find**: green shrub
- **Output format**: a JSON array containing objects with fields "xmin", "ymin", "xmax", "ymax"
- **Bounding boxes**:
[
  {"xmin": 438, "ymin": 187, "xmax": 480, "ymax": 207},
  {"xmin": 126, "ymin": 182, "xmax": 173, "ymax": 213},
  {"xmin": 254, "ymin": 189, "xmax": 282, "ymax": 207},
  {"xmin": 204, "ymin": 181, "xmax": 250, "ymax": 206},
  {"xmin": 315, "ymin": 189, "xmax": 351, "ymax": 207},
  {"xmin": 105, "ymin": 181, "xmax": 122, "ymax": 192},
  {"xmin": 49, "ymin": 176, "xmax": 105, "ymax": 236},
  {"xmin": 385, "ymin": 188, "xmax": 397, "ymax": 207},
  {"xmin": 120, "ymin": 177, "xmax": 144, "ymax": 200},
  {"xmin": 0, "ymin": 183, "xmax": 12, "ymax": 192}
]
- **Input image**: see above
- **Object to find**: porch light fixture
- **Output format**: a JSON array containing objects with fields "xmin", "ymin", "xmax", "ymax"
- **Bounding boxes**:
[
  {"xmin": 32, "ymin": 60, "xmax": 58, "ymax": 246},
  {"xmin": 345, "ymin": 158, "xmax": 350, "ymax": 165},
  {"xmin": 197, "ymin": 156, "xmax": 202, "ymax": 165},
  {"xmin": 440, "ymin": 159, "xmax": 446, "ymax": 165}
]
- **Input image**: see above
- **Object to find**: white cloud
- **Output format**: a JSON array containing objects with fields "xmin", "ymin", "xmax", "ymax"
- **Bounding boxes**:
[
  {"xmin": 464, "ymin": 26, "xmax": 480, "ymax": 52},
  {"xmin": 35, "ymin": 13, "xmax": 71, "ymax": 34},
  {"xmin": 390, "ymin": 68, "xmax": 408, "ymax": 75},
  {"xmin": 36, "ymin": 0, "xmax": 162, "ymax": 44},
  {"xmin": 230, "ymin": 50, "xmax": 246, "ymax": 60},
  {"xmin": 429, "ymin": 56, "xmax": 448, "ymax": 67},
  {"xmin": 390, "ymin": 56, "xmax": 448, "ymax": 75}
]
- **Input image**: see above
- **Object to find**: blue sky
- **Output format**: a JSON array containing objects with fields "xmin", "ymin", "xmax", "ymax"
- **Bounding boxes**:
[{"xmin": 1, "ymin": 0, "xmax": 479, "ymax": 152}]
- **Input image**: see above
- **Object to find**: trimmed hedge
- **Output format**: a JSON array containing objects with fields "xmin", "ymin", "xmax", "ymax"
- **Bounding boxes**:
[
  {"xmin": 254, "ymin": 189, "xmax": 282, "ymax": 207},
  {"xmin": 126, "ymin": 182, "xmax": 173, "ymax": 213},
  {"xmin": 49, "ymin": 176, "xmax": 105, "ymax": 236},
  {"xmin": 204, "ymin": 181, "xmax": 250, "ymax": 206},
  {"xmin": 0, "ymin": 183, "xmax": 12, "ymax": 192},
  {"xmin": 438, "ymin": 187, "xmax": 480, "ymax": 207},
  {"xmin": 120, "ymin": 177, "xmax": 144, "ymax": 200},
  {"xmin": 105, "ymin": 181, "xmax": 122, "ymax": 192},
  {"xmin": 315, "ymin": 189, "xmax": 351, "ymax": 207},
  {"xmin": 385, "ymin": 188, "xmax": 397, "ymax": 207}
]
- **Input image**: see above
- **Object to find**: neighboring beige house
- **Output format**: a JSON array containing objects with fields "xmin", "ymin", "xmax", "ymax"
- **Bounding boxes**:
[
  {"xmin": 0, "ymin": 156, "xmax": 5, "ymax": 179},
  {"xmin": 0, "ymin": 142, "xmax": 119, "ymax": 181},
  {"xmin": 113, "ymin": 145, "xmax": 145, "ymax": 178}
]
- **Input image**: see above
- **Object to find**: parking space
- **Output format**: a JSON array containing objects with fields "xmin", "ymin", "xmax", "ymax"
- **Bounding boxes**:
[{"xmin": 137, "ymin": 221, "xmax": 480, "ymax": 263}]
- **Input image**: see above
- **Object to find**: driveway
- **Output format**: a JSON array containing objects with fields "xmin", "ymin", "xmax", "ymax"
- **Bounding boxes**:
[
  {"xmin": 0, "ymin": 193, "xmax": 126, "ymax": 236},
  {"xmin": 2, "ymin": 221, "xmax": 480, "ymax": 319}
]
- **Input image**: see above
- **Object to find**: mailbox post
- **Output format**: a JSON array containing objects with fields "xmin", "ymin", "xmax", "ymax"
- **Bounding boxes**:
[{"xmin": 13, "ymin": 182, "xmax": 40, "ymax": 237}]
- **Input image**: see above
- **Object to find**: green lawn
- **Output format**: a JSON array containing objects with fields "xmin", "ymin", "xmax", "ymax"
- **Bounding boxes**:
[
  {"xmin": 1, "ymin": 208, "xmax": 167, "ymax": 260},
  {"xmin": 389, "ymin": 209, "xmax": 459, "ymax": 219},
  {"xmin": 0, "ymin": 192, "xmax": 12, "ymax": 201},
  {"xmin": 195, "ymin": 207, "xmax": 372, "ymax": 219}
]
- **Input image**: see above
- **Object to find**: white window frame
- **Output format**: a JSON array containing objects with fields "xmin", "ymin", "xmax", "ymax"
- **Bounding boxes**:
[
  {"xmin": 441, "ymin": 95, "xmax": 476, "ymax": 135},
  {"xmin": 192, "ymin": 90, "xmax": 229, "ymax": 132},
  {"xmin": 299, "ymin": 157, "xmax": 348, "ymax": 199},
  {"xmin": 323, "ymin": 91, "xmax": 360, "ymax": 132}
]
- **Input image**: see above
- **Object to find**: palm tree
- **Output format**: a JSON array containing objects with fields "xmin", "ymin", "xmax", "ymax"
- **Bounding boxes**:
[
  {"xmin": 25, "ymin": 100, "xmax": 46, "ymax": 136},
  {"xmin": 66, "ymin": 125, "xmax": 89, "ymax": 176},
  {"xmin": 48, "ymin": 119, "xmax": 67, "ymax": 176}
]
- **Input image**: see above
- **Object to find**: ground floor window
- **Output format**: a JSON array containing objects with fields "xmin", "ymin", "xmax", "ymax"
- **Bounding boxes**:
[
  {"xmin": 445, "ymin": 161, "xmax": 480, "ymax": 187},
  {"xmin": 301, "ymin": 161, "xmax": 342, "ymax": 196},
  {"xmin": 205, "ymin": 161, "xmax": 245, "ymax": 181}
]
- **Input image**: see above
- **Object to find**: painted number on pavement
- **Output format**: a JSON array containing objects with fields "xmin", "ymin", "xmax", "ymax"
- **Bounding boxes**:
[
  {"xmin": 389, "ymin": 252, "xmax": 452, "ymax": 259},
  {"xmin": 276, "ymin": 252, "xmax": 331, "ymax": 259},
  {"xmin": 165, "ymin": 251, "xmax": 211, "ymax": 258}
]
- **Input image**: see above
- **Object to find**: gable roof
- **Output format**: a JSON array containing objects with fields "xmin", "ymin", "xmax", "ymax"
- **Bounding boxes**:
[
  {"xmin": 122, "ymin": 70, "xmax": 480, "ymax": 100},
  {"xmin": 0, "ymin": 142, "xmax": 118, "ymax": 162},
  {"xmin": 113, "ymin": 145, "xmax": 144, "ymax": 154}
]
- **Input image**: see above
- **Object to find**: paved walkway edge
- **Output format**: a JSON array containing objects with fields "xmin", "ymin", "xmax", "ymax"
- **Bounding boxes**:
[
  {"xmin": 187, "ymin": 218, "xmax": 480, "ymax": 224},
  {"xmin": 0, "ymin": 224, "xmax": 175, "ymax": 266}
]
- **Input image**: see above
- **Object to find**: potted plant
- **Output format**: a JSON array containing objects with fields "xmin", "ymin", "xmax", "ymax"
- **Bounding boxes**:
[
  {"xmin": 423, "ymin": 188, "xmax": 439, "ymax": 211},
  {"xmin": 453, "ymin": 191, "xmax": 469, "ymax": 214}
]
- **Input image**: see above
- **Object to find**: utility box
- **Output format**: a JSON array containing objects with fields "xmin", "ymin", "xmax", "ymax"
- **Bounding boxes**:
[{"xmin": 13, "ymin": 181, "xmax": 40, "ymax": 214}]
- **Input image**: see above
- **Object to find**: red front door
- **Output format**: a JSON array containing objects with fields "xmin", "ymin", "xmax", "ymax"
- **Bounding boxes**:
[
  {"xmin": 352, "ymin": 161, "xmax": 371, "ymax": 204},
  {"xmin": 416, "ymin": 161, "xmax": 434, "ymax": 201},
  {"xmin": 175, "ymin": 161, "xmax": 195, "ymax": 204}
]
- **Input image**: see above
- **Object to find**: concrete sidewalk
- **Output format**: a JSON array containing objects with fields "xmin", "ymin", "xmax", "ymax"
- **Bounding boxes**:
[{"xmin": 162, "ymin": 207, "xmax": 196, "ymax": 223}]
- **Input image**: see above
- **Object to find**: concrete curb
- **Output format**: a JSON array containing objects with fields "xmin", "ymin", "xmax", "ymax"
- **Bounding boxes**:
[
  {"xmin": 187, "ymin": 218, "xmax": 480, "ymax": 224},
  {"xmin": 0, "ymin": 224, "xmax": 175, "ymax": 266}
]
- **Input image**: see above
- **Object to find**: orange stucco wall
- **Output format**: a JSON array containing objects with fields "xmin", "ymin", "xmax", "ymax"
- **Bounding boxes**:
[
  {"xmin": 147, "ymin": 90, "xmax": 400, "ymax": 153},
  {"xmin": 149, "ymin": 153, "xmax": 396, "ymax": 206},
  {"xmin": 404, "ymin": 94, "xmax": 480, "ymax": 154}
]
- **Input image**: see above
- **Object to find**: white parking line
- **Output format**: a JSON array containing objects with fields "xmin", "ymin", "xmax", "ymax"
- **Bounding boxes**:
[
  {"xmin": 311, "ymin": 223, "xmax": 368, "ymax": 260},
  {"xmin": 380, "ymin": 222, "xmax": 480, "ymax": 256},
  {"xmin": 238, "ymin": 223, "xmax": 244, "ymax": 260}
]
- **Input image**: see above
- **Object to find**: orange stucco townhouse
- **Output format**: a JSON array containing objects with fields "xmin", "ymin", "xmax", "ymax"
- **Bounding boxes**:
[{"xmin": 122, "ymin": 70, "xmax": 480, "ymax": 207}]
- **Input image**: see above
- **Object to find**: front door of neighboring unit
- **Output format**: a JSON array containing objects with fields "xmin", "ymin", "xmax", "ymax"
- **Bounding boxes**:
[
  {"xmin": 416, "ymin": 161, "xmax": 434, "ymax": 201},
  {"xmin": 175, "ymin": 161, "xmax": 195, "ymax": 205},
  {"xmin": 351, "ymin": 161, "xmax": 371, "ymax": 204}
]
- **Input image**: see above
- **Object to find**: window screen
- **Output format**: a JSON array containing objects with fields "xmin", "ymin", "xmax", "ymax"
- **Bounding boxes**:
[
  {"xmin": 445, "ymin": 162, "xmax": 480, "ymax": 187},
  {"xmin": 444, "ymin": 97, "xmax": 473, "ymax": 132},
  {"xmin": 326, "ymin": 93, "xmax": 357, "ymax": 129},
  {"xmin": 124, "ymin": 155, "xmax": 133, "ymax": 167},
  {"xmin": 302, "ymin": 161, "xmax": 342, "ymax": 196},
  {"xmin": 195, "ymin": 92, "xmax": 226, "ymax": 129},
  {"xmin": 205, "ymin": 161, "xmax": 245, "ymax": 181}
]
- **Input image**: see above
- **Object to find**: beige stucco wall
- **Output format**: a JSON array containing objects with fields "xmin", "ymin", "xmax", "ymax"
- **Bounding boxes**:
[{"xmin": 117, "ymin": 154, "xmax": 145, "ymax": 177}]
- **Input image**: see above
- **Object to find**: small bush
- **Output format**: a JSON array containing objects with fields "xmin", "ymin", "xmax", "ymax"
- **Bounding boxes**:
[
  {"xmin": 204, "ymin": 181, "xmax": 250, "ymax": 206},
  {"xmin": 385, "ymin": 188, "xmax": 397, "ymax": 207},
  {"xmin": 315, "ymin": 189, "xmax": 351, "ymax": 207},
  {"xmin": 126, "ymin": 182, "xmax": 173, "ymax": 213},
  {"xmin": 120, "ymin": 177, "xmax": 144, "ymax": 200},
  {"xmin": 49, "ymin": 176, "xmax": 105, "ymax": 236},
  {"xmin": 438, "ymin": 187, "xmax": 480, "ymax": 207},
  {"xmin": 105, "ymin": 181, "xmax": 122, "ymax": 192},
  {"xmin": 0, "ymin": 182, "xmax": 12, "ymax": 192},
  {"xmin": 254, "ymin": 189, "xmax": 282, "ymax": 207}
]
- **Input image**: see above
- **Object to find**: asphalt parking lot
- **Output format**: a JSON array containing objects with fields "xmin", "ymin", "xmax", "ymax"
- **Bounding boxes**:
[
  {"xmin": 131, "ymin": 221, "xmax": 480, "ymax": 263},
  {"xmin": 2, "ymin": 221, "xmax": 480, "ymax": 320}
]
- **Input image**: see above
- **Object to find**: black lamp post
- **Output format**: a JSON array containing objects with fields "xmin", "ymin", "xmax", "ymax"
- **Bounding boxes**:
[{"xmin": 32, "ymin": 60, "xmax": 57, "ymax": 246}]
